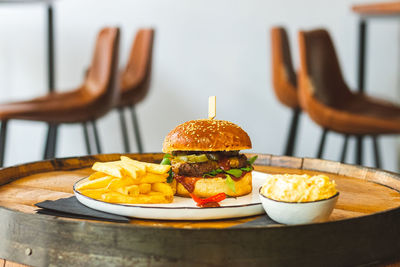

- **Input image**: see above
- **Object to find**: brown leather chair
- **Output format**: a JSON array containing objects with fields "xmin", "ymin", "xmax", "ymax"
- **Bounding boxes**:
[
  {"xmin": 271, "ymin": 27, "xmax": 301, "ymax": 156},
  {"xmin": 0, "ymin": 27, "xmax": 120, "ymax": 166},
  {"xmin": 298, "ymin": 29, "xmax": 400, "ymax": 168},
  {"xmin": 117, "ymin": 28, "xmax": 154, "ymax": 153}
]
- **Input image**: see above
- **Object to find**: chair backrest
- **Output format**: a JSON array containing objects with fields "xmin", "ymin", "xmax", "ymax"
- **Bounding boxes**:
[
  {"xmin": 298, "ymin": 29, "xmax": 353, "ymax": 108},
  {"xmin": 83, "ymin": 27, "xmax": 120, "ymax": 116},
  {"xmin": 120, "ymin": 29, "xmax": 155, "ymax": 106},
  {"xmin": 270, "ymin": 27, "xmax": 298, "ymax": 109}
]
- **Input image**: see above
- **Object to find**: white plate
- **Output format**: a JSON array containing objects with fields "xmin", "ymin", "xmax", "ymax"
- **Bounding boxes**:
[{"xmin": 73, "ymin": 171, "xmax": 268, "ymax": 220}]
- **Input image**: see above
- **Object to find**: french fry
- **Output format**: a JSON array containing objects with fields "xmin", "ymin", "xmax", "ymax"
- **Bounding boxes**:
[
  {"xmin": 101, "ymin": 191, "xmax": 172, "ymax": 204},
  {"xmin": 130, "ymin": 172, "xmax": 168, "ymax": 184},
  {"xmin": 79, "ymin": 188, "xmax": 109, "ymax": 199},
  {"xmin": 88, "ymin": 172, "xmax": 107, "ymax": 181},
  {"xmin": 147, "ymin": 191, "xmax": 173, "ymax": 202},
  {"xmin": 169, "ymin": 179, "xmax": 177, "ymax": 195},
  {"xmin": 121, "ymin": 156, "xmax": 171, "ymax": 174},
  {"xmin": 120, "ymin": 156, "xmax": 146, "ymax": 175},
  {"xmin": 101, "ymin": 191, "xmax": 134, "ymax": 203},
  {"xmin": 118, "ymin": 161, "xmax": 146, "ymax": 179},
  {"xmin": 152, "ymin": 182, "xmax": 174, "ymax": 202},
  {"xmin": 118, "ymin": 162, "xmax": 137, "ymax": 179},
  {"xmin": 107, "ymin": 177, "xmax": 135, "ymax": 191},
  {"xmin": 148, "ymin": 192, "xmax": 163, "ymax": 196},
  {"xmin": 92, "ymin": 162, "xmax": 125, "ymax": 178},
  {"xmin": 145, "ymin": 163, "xmax": 171, "ymax": 174},
  {"xmin": 133, "ymin": 193, "xmax": 172, "ymax": 204},
  {"xmin": 76, "ymin": 176, "xmax": 114, "ymax": 190},
  {"xmin": 152, "ymin": 182, "xmax": 173, "ymax": 196},
  {"xmin": 125, "ymin": 185, "xmax": 140, "ymax": 196},
  {"xmin": 122, "ymin": 174, "xmax": 166, "ymax": 185},
  {"xmin": 138, "ymin": 183, "xmax": 151, "ymax": 194},
  {"xmin": 78, "ymin": 157, "xmax": 175, "ymax": 205}
]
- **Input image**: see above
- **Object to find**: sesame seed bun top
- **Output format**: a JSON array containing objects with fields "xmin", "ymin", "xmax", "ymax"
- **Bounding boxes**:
[{"xmin": 162, "ymin": 119, "xmax": 252, "ymax": 153}]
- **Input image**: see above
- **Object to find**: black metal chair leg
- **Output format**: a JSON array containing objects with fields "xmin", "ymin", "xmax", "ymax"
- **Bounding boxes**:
[
  {"xmin": 43, "ymin": 123, "xmax": 52, "ymax": 159},
  {"xmin": 356, "ymin": 136, "xmax": 363, "ymax": 165},
  {"xmin": 284, "ymin": 108, "xmax": 301, "ymax": 156},
  {"xmin": 82, "ymin": 122, "xmax": 92, "ymax": 155},
  {"xmin": 49, "ymin": 124, "xmax": 58, "ymax": 158},
  {"xmin": 372, "ymin": 136, "xmax": 381, "ymax": 169},
  {"xmin": 91, "ymin": 120, "xmax": 102, "ymax": 154},
  {"xmin": 357, "ymin": 19, "xmax": 367, "ymax": 94},
  {"xmin": 0, "ymin": 120, "xmax": 8, "ymax": 167},
  {"xmin": 44, "ymin": 124, "xmax": 57, "ymax": 159},
  {"xmin": 340, "ymin": 135, "xmax": 349, "ymax": 163},
  {"xmin": 355, "ymin": 19, "xmax": 367, "ymax": 166},
  {"xmin": 118, "ymin": 108, "xmax": 130, "ymax": 153},
  {"xmin": 130, "ymin": 105, "xmax": 143, "ymax": 153},
  {"xmin": 47, "ymin": 3, "xmax": 55, "ymax": 92},
  {"xmin": 316, "ymin": 129, "xmax": 328, "ymax": 158}
]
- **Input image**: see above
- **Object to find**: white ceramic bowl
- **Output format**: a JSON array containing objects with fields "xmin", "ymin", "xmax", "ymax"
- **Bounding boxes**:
[{"xmin": 259, "ymin": 188, "xmax": 339, "ymax": 225}]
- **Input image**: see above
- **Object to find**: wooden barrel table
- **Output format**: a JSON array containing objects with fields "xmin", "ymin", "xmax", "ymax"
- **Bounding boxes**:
[{"xmin": 1, "ymin": 153, "xmax": 400, "ymax": 267}]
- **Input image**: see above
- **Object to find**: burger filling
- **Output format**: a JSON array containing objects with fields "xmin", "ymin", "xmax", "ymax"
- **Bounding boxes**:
[
  {"xmin": 161, "ymin": 151, "xmax": 257, "ymax": 195},
  {"xmin": 170, "ymin": 151, "xmax": 250, "ymax": 178}
]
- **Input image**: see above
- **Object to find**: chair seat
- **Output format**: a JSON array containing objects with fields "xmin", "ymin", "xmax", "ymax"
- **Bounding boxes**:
[
  {"xmin": 302, "ymin": 88, "xmax": 400, "ymax": 135},
  {"xmin": 345, "ymin": 93, "xmax": 400, "ymax": 118},
  {"xmin": 0, "ymin": 88, "xmax": 107, "ymax": 123}
]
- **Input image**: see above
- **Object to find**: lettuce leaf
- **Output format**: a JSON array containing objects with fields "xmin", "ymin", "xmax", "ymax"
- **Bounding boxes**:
[
  {"xmin": 161, "ymin": 154, "xmax": 173, "ymax": 183},
  {"xmin": 202, "ymin": 168, "xmax": 223, "ymax": 177},
  {"xmin": 225, "ymin": 169, "xmax": 243, "ymax": 178},
  {"xmin": 240, "ymin": 166, "xmax": 252, "ymax": 172},
  {"xmin": 225, "ymin": 174, "xmax": 236, "ymax": 193},
  {"xmin": 247, "ymin": 155, "xmax": 258, "ymax": 165}
]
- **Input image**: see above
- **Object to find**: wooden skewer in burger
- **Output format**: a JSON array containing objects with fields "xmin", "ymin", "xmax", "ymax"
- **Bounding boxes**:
[{"xmin": 161, "ymin": 96, "xmax": 257, "ymax": 206}]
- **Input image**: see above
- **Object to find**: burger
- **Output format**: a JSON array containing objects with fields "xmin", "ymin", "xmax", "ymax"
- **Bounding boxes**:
[{"xmin": 162, "ymin": 119, "xmax": 256, "ymax": 199}]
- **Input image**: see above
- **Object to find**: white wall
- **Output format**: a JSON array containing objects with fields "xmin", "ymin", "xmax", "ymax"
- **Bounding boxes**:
[{"xmin": 0, "ymin": 0, "xmax": 399, "ymax": 171}]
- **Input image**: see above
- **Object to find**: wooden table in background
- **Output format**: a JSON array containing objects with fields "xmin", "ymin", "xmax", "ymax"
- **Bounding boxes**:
[
  {"xmin": 351, "ymin": 1, "xmax": 400, "ymax": 166},
  {"xmin": 0, "ymin": 153, "xmax": 400, "ymax": 266}
]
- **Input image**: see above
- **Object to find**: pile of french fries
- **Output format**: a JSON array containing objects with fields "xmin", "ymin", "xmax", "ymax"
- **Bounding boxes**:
[{"xmin": 76, "ymin": 156, "xmax": 175, "ymax": 204}]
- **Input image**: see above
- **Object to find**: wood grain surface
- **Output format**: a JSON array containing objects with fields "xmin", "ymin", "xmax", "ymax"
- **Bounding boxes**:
[
  {"xmin": 4, "ymin": 261, "xmax": 29, "ymax": 267},
  {"xmin": 352, "ymin": 1, "xmax": 400, "ymax": 15},
  {"xmin": 0, "ymin": 164, "xmax": 399, "ymax": 228},
  {"xmin": 0, "ymin": 153, "xmax": 400, "ymax": 267}
]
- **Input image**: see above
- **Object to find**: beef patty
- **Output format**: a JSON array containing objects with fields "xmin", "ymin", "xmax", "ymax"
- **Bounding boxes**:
[{"xmin": 172, "ymin": 154, "xmax": 248, "ymax": 177}]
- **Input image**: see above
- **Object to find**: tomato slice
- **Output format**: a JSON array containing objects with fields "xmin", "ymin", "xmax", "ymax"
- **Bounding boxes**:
[{"xmin": 189, "ymin": 192, "xmax": 226, "ymax": 207}]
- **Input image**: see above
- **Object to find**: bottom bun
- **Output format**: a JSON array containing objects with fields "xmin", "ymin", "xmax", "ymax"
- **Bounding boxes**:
[{"xmin": 176, "ymin": 172, "xmax": 252, "ymax": 198}]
